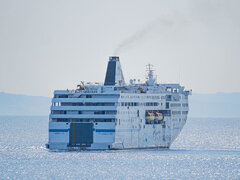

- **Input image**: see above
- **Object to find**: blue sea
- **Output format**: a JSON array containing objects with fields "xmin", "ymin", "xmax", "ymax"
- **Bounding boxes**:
[{"xmin": 0, "ymin": 117, "xmax": 239, "ymax": 179}]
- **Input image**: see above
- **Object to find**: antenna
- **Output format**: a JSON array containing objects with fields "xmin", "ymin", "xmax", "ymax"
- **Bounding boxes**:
[
  {"xmin": 146, "ymin": 64, "xmax": 154, "ymax": 73},
  {"xmin": 146, "ymin": 64, "xmax": 154, "ymax": 79},
  {"xmin": 145, "ymin": 64, "xmax": 156, "ymax": 86}
]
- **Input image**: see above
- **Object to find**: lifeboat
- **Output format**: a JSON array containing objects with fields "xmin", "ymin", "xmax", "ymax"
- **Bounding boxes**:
[
  {"xmin": 146, "ymin": 112, "xmax": 155, "ymax": 119},
  {"xmin": 155, "ymin": 112, "xmax": 163, "ymax": 120}
]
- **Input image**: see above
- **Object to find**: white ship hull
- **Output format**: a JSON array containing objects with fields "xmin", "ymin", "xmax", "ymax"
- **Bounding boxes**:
[{"xmin": 47, "ymin": 57, "xmax": 191, "ymax": 150}]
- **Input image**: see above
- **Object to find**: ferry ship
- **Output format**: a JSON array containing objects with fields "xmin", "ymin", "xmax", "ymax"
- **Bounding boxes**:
[{"xmin": 47, "ymin": 56, "xmax": 191, "ymax": 150}]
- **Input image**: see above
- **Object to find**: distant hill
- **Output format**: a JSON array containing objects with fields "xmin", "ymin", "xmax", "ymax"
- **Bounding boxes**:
[
  {"xmin": 0, "ymin": 92, "xmax": 239, "ymax": 117},
  {"xmin": 188, "ymin": 92, "xmax": 240, "ymax": 118},
  {"xmin": 0, "ymin": 92, "xmax": 51, "ymax": 116}
]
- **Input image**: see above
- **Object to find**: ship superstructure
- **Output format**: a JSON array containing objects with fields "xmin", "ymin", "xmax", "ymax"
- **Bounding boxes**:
[{"xmin": 47, "ymin": 56, "xmax": 191, "ymax": 150}]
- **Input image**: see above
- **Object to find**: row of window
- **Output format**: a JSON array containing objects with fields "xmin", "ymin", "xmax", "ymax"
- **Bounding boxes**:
[
  {"xmin": 119, "ymin": 102, "xmax": 159, "ymax": 107},
  {"xmin": 170, "ymin": 103, "xmax": 181, "ymax": 107},
  {"xmin": 51, "ymin": 110, "xmax": 117, "ymax": 115},
  {"xmin": 172, "ymin": 111, "xmax": 181, "ymax": 115},
  {"xmin": 54, "ymin": 94, "xmax": 187, "ymax": 102},
  {"xmin": 117, "ymin": 118, "xmax": 166, "ymax": 127},
  {"xmin": 146, "ymin": 119, "xmax": 165, "ymax": 125},
  {"xmin": 51, "ymin": 118, "xmax": 116, "ymax": 122},
  {"xmin": 182, "ymin": 103, "xmax": 189, "ymax": 107},
  {"xmin": 120, "ymin": 95, "xmax": 165, "ymax": 99},
  {"xmin": 53, "ymin": 102, "xmax": 116, "ymax": 107},
  {"xmin": 54, "ymin": 94, "xmax": 119, "ymax": 98},
  {"xmin": 120, "ymin": 101, "xmax": 187, "ymax": 108},
  {"xmin": 170, "ymin": 103, "xmax": 188, "ymax": 107},
  {"xmin": 120, "ymin": 95, "xmax": 182, "ymax": 100},
  {"xmin": 117, "ymin": 110, "xmax": 139, "ymax": 115},
  {"xmin": 53, "ymin": 102, "xmax": 160, "ymax": 107},
  {"xmin": 52, "ymin": 110, "xmax": 188, "ymax": 116},
  {"xmin": 172, "ymin": 111, "xmax": 188, "ymax": 115}
]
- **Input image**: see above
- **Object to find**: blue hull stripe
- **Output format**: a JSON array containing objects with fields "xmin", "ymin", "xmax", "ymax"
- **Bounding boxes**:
[
  {"xmin": 49, "ymin": 129, "xmax": 69, "ymax": 132},
  {"xmin": 95, "ymin": 129, "xmax": 115, "ymax": 132}
]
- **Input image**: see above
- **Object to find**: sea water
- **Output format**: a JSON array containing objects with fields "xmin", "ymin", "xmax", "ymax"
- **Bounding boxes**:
[{"xmin": 0, "ymin": 117, "xmax": 239, "ymax": 179}]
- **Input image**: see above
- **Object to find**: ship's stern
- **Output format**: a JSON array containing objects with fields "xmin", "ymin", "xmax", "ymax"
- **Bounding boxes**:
[{"xmin": 48, "ymin": 121, "xmax": 116, "ymax": 150}]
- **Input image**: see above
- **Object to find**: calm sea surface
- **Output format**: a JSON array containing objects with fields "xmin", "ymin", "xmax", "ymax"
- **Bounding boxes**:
[{"xmin": 0, "ymin": 117, "xmax": 239, "ymax": 179}]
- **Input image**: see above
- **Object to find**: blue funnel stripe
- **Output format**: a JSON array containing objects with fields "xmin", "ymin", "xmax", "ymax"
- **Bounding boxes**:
[{"xmin": 104, "ymin": 60, "xmax": 116, "ymax": 85}]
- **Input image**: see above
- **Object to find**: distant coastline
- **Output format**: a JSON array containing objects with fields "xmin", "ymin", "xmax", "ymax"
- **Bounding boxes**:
[
  {"xmin": 0, "ymin": 91, "xmax": 240, "ymax": 118},
  {"xmin": 189, "ymin": 92, "xmax": 240, "ymax": 118},
  {"xmin": 0, "ymin": 92, "xmax": 51, "ymax": 116}
]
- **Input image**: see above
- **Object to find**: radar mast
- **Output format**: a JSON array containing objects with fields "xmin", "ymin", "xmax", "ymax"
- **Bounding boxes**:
[{"xmin": 146, "ymin": 64, "xmax": 156, "ymax": 86}]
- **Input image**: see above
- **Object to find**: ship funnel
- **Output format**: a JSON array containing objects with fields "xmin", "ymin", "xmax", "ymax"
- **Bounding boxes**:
[{"xmin": 104, "ymin": 56, "xmax": 125, "ymax": 86}]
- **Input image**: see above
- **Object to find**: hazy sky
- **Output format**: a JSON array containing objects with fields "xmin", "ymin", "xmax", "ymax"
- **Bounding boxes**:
[{"xmin": 0, "ymin": 0, "xmax": 240, "ymax": 97}]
